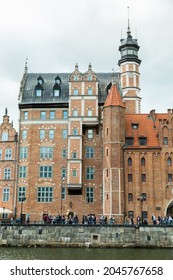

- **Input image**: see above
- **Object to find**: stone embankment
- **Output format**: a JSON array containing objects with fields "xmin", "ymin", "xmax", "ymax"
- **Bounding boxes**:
[{"xmin": 0, "ymin": 224, "xmax": 173, "ymax": 248}]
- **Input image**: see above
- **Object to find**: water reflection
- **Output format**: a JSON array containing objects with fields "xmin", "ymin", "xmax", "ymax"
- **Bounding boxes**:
[{"xmin": 0, "ymin": 247, "xmax": 173, "ymax": 260}]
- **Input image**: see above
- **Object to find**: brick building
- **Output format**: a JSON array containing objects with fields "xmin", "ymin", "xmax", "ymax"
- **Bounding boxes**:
[
  {"xmin": 0, "ymin": 109, "xmax": 18, "ymax": 220},
  {"xmin": 15, "ymin": 23, "xmax": 173, "ymax": 223}
]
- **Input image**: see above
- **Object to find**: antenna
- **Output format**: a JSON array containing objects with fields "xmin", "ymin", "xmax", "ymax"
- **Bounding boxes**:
[{"xmin": 127, "ymin": 6, "xmax": 131, "ymax": 37}]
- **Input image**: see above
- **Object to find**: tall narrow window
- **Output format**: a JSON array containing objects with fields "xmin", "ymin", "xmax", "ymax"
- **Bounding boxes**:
[
  {"xmin": 167, "ymin": 158, "xmax": 172, "ymax": 166},
  {"xmin": 141, "ymin": 157, "xmax": 145, "ymax": 166},
  {"xmin": 128, "ymin": 174, "xmax": 133, "ymax": 182},
  {"xmin": 3, "ymin": 188, "xmax": 10, "ymax": 202},
  {"xmin": 40, "ymin": 130, "xmax": 45, "ymax": 140},
  {"xmin": 86, "ymin": 187, "xmax": 94, "ymax": 203},
  {"xmin": 141, "ymin": 174, "xmax": 146, "ymax": 182},
  {"xmin": 88, "ymin": 88, "xmax": 92, "ymax": 95},
  {"xmin": 22, "ymin": 130, "xmax": 27, "ymax": 140},
  {"xmin": 4, "ymin": 168, "xmax": 11, "ymax": 180},
  {"xmin": 164, "ymin": 137, "xmax": 168, "ymax": 145},
  {"xmin": 49, "ymin": 130, "xmax": 55, "ymax": 139},
  {"xmin": 73, "ymin": 88, "xmax": 78, "ymax": 95},
  {"xmin": 87, "ymin": 129, "xmax": 93, "ymax": 139},
  {"xmin": 128, "ymin": 158, "xmax": 132, "ymax": 166}
]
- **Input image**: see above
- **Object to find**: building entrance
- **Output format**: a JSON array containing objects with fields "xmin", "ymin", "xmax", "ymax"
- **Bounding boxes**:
[{"xmin": 166, "ymin": 201, "xmax": 173, "ymax": 217}]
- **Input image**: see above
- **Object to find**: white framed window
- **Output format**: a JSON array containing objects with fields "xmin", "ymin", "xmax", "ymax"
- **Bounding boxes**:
[
  {"xmin": 88, "ymin": 88, "xmax": 92, "ymax": 95},
  {"xmin": 86, "ymin": 187, "xmax": 94, "ymax": 203},
  {"xmin": 37, "ymin": 187, "xmax": 53, "ymax": 202},
  {"xmin": 49, "ymin": 130, "xmax": 55, "ymax": 139},
  {"xmin": 23, "ymin": 111, "xmax": 28, "ymax": 120},
  {"xmin": 40, "ymin": 111, "xmax": 46, "ymax": 120},
  {"xmin": 88, "ymin": 109, "xmax": 92, "ymax": 117},
  {"xmin": 49, "ymin": 111, "xmax": 55, "ymax": 119},
  {"xmin": 40, "ymin": 130, "xmax": 45, "ymax": 140},
  {"xmin": 22, "ymin": 130, "xmax": 27, "ymax": 140},
  {"xmin": 5, "ymin": 148, "xmax": 12, "ymax": 160},
  {"xmin": 4, "ymin": 168, "xmax": 11, "ymax": 180},
  {"xmin": 85, "ymin": 147, "xmax": 94, "ymax": 158},
  {"xmin": 73, "ymin": 110, "xmax": 78, "ymax": 117},
  {"xmin": 39, "ymin": 166, "xmax": 52, "ymax": 178},
  {"xmin": 54, "ymin": 89, "xmax": 60, "ymax": 96},
  {"xmin": 62, "ymin": 129, "xmax": 68, "ymax": 139},
  {"xmin": 62, "ymin": 149, "xmax": 67, "ymax": 158},
  {"xmin": 3, "ymin": 187, "xmax": 10, "ymax": 202},
  {"xmin": 36, "ymin": 89, "xmax": 42, "ymax": 97},
  {"xmin": 86, "ymin": 167, "xmax": 94, "ymax": 180},
  {"xmin": 19, "ymin": 166, "xmax": 27, "ymax": 178},
  {"xmin": 63, "ymin": 110, "xmax": 68, "ymax": 119},
  {"xmin": 73, "ymin": 88, "xmax": 78, "ymax": 95},
  {"xmin": 20, "ymin": 147, "xmax": 28, "ymax": 159},
  {"xmin": 88, "ymin": 129, "xmax": 93, "ymax": 139},
  {"xmin": 40, "ymin": 147, "xmax": 53, "ymax": 158}
]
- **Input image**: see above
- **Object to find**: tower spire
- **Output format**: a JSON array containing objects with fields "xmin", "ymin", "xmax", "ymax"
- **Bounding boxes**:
[{"xmin": 127, "ymin": 6, "xmax": 131, "ymax": 37}]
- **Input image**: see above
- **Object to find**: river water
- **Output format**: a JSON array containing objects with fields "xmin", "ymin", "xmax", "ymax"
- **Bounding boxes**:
[{"xmin": 0, "ymin": 247, "xmax": 173, "ymax": 260}]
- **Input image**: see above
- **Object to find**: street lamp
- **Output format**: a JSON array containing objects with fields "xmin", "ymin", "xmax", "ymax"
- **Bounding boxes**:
[
  {"xmin": 20, "ymin": 192, "xmax": 26, "ymax": 223},
  {"xmin": 60, "ymin": 177, "xmax": 65, "ymax": 217}
]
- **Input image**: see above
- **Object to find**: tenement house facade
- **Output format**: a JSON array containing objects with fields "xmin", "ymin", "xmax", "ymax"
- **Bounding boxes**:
[
  {"xmin": 0, "ymin": 109, "xmax": 18, "ymax": 219},
  {"xmin": 13, "ymin": 24, "xmax": 173, "ymax": 223}
]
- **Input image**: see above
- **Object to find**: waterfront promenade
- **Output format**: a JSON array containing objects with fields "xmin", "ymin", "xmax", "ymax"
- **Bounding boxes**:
[{"xmin": 0, "ymin": 222, "xmax": 173, "ymax": 248}]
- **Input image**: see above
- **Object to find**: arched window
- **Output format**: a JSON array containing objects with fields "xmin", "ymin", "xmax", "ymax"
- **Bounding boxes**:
[
  {"xmin": 141, "ymin": 157, "xmax": 145, "ymax": 166},
  {"xmin": 128, "ymin": 158, "xmax": 132, "ymax": 166},
  {"xmin": 167, "ymin": 158, "xmax": 172, "ymax": 166}
]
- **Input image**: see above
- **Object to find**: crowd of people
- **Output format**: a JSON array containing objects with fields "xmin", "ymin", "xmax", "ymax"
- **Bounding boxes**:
[{"xmin": 42, "ymin": 213, "xmax": 116, "ymax": 225}]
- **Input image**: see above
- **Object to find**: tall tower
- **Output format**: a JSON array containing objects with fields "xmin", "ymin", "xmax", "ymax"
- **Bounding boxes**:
[
  {"xmin": 118, "ymin": 10, "xmax": 141, "ymax": 113},
  {"xmin": 103, "ymin": 83, "xmax": 126, "ymax": 223}
]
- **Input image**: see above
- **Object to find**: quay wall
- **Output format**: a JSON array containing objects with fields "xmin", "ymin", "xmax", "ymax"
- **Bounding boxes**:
[{"xmin": 0, "ymin": 224, "xmax": 173, "ymax": 248}]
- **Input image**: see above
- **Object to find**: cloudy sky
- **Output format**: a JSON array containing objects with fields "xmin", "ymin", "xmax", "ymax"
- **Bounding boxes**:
[{"xmin": 0, "ymin": 0, "xmax": 173, "ymax": 129}]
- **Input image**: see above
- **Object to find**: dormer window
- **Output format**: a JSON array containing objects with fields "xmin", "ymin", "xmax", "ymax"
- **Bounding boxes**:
[
  {"xmin": 35, "ymin": 84, "xmax": 43, "ymax": 97},
  {"xmin": 37, "ymin": 76, "xmax": 44, "ymax": 85},
  {"xmin": 55, "ymin": 76, "xmax": 61, "ymax": 85},
  {"xmin": 125, "ymin": 137, "xmax": 134, "ymax": 146},
  {"xmin": 53, "ymin": 83, "xmax": 61, "ymax": 97},
  {"xmin": 88, "ymin": 75, "xmax": 92, "ymax": 81},
  {"xmin": 132, "ymin": 123, "xmax": 138, "ymax": 129},
  {"xmin": 139, "ymin": 137, "xmax": 147, "ymax": 146}
]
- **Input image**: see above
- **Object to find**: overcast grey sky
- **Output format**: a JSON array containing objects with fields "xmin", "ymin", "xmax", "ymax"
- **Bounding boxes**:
[{"xmin": 0, "ymin": 0, "xmax": 173, "ymax": 129}]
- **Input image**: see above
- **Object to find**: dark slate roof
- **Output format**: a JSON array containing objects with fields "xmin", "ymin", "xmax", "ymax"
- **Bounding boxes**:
[{"xmin": 20, "ymin": 72, "xmax": 120, "ymax": 106}]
